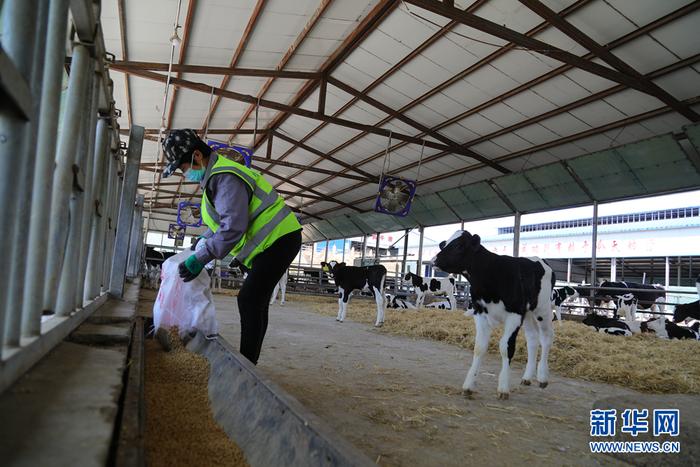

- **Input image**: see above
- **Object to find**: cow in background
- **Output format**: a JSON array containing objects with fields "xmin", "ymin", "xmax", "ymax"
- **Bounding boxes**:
[
  {"xmin": 403, "ymin": 272, "xmax": 456, "ymax": 309},
  {"xmin": 321, "ymin": 261, "xmax": 387, "ymax": 327},
  {"xmin": 270, "ymin": 270, "xmax": 288, "ymax": 305}
]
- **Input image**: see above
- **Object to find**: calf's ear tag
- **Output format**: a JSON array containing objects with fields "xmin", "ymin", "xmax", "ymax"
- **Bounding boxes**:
[{"xmin": 439, "ymin": 241, "xmax": 446, "ymax": 250}]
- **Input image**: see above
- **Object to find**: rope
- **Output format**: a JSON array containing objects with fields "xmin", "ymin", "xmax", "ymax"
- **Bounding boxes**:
[
  {"xmin": 378, "ymin": 131, "xmax": 392, "ymax": 193},
  {"xmin": 203, "ymin": 86, "xmax": 215, "ymax": 140},
  {"xmin": 252, "ymin": 96, "xmax": 260, "ymax": 149},
  {"xmin": 415, "ymin": 139, "xmax": 425, "ymax": 183}
]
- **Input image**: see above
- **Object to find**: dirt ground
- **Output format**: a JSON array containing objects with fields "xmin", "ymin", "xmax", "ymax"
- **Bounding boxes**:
[{"xmin": 193, "ymin": 293, "xmax": 642, "ymax": 467}]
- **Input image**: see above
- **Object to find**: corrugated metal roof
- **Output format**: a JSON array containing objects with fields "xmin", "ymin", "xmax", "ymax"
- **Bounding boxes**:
[{"xmin": 100, "ymin": 0, "xmax": 700, "ymax": 234}]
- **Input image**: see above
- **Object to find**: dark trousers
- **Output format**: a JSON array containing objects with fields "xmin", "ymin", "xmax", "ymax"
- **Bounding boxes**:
[{"xmin": 237, "ymin": 230, "xmax": 301, "ymax": 364}]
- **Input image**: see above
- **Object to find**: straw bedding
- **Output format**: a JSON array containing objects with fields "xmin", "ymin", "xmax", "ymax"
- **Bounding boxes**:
[
  {"xmin": 294, "ymin": 294, "xmax": 700, "ymax": 394},
  {"xmin": 145, "ymin": 330, "xmax": 248, "ymax": 467}
]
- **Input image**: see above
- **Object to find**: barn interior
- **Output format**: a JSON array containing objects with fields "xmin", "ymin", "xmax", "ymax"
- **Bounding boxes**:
[{"xmin": 1, "ymin": 0, "xmax": 700, "ymax": 466}]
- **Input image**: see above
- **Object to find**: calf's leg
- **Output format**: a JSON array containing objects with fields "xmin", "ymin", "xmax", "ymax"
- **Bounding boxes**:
[
  {"xmin": 336, "ymin": 287, "xmax": 345, "ymax": 321},
  {"xmin": 463, "ymin": 313, "xmax": 491, "ymax": 396},
  {"xmin": 373, "ymin": 282, "xmax": 385, "ymax": 327},
  {"xmin": 340, "ymin": 291, "xmax": 351, "ymax": 322},
  {"xmin": 521, "ymin": 312, "xmax": 539, "ymax": 385},
  {"xmin": 536, "ymin": 313, "xmax": 554, "ymax": 388},
  {"xmin": 497, "ymin": 313, "xmax": 522, "ymax": 399}
]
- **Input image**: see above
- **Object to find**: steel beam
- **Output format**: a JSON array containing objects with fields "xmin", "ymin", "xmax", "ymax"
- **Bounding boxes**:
[
  {"xmin": 253, "ymin": 0, "xmax": 400, "ymax": 151},
  {"xmin": 200, "ymin": 0, "xmax": 268, "ymax": 131},
  {"xmin": 110, "ymin": 126, "xmax": 145, "ymax": 297},
  {"xmin": 123, "ymin": 68, "xmax": 488, "ymax": 161},
  {"xmin": 276, "ymin": 0, "xmax": 587, "ymax": 196},
  {"xmin": 404, "ymin": 0, "xmax": 691, "ymax": 102},
  {"xmin": 519, "ymin": 0, "xmax": 699, "ymax": 122},
  {"xmin": 230, "ymin": 0, "xmax": 333, "ymax": 142},
  {"xmin": 111, "ymin": 60, "xmax": 321, "ymax": 79}
]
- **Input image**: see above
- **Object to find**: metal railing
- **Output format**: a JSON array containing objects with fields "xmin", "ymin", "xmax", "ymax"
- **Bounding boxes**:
[{"xmin": 0, "ymin": 0, "xmax": 144, "ymax": 394}]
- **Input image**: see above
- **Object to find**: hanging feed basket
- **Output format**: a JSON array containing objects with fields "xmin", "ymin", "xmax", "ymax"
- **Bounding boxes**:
[
  {"xmin": 374, "ymin": 175, "xmax": 417, "ymax": 217},
  {"xmin": 373, "ymin": 132, "xmax": 423, "ymax": 218},
  {"xmin": 168, "ymin": 223, "xmax": 186, "ymax": 240},
  {"xmin": 207, "ymin": 140, "xmax": 252, "ymax": 168},
  {"xmin": 177, "ymin": 201, "xmax": 202, "ymax": 227}
]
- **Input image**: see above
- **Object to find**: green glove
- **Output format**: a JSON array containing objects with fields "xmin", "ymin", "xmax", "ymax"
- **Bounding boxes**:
[{"xmin": 179, "ymin": 255, "xmax": 204, "ymax": 282}]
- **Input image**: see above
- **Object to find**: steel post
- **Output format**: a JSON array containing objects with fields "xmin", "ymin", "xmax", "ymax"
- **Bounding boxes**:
[
  {"xmin": 84, "ymin": 119, "xmax": 111, "ymax": 301},
  {"xmin": 101, "ymin": 155, "xmax": 117, "ymax": 292},
  {"xmin": 110, "ymin": 126, "xmax": 145, "ymax": 297},
  {"xmin": 0, "ymin": 0, "xmax": 41, "ymax": 347},
  {"xmin": 43, "ymin": 44, "xmax": 91, "ymax": 314},
  {"xmin": 590, "ymin": 201, "xmax": 599, "ymax": 294},
  {"xmin": 126, "ymin": 195, "xmax": 145, "ymax": 278},
  {"xmin": 417, "ymin": 227, "xmax": 424, "ymax": 277},
  {"xmin": 56, "ymin": 68, "xmax": 96, "ymax": 316},
  {"xmin": 102, "ymin": 157, "xmax": 121, "ymax": 292},
  {"xmin": 75, "ymin": 76, "xmax": 102, "ymax": 306},
  {"xmin": 513, "ymin": 212, "xmax": 521, "ymax": 257},
  {"xmin": 401, "ymin": 229, "xmax": 408, "ymax": 274},
  {"xmin": 665, "ymin": 256, "xmax": 670, "ymax": 288},
  {"xmin": 21, "ymin": 0, "xmax": 71, "ymax": 337}
]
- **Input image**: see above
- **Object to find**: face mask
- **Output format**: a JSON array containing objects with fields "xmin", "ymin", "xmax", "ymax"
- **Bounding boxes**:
[{"xmin": 185, "ymin": 168, "xmax": 205, "ymax": 182}]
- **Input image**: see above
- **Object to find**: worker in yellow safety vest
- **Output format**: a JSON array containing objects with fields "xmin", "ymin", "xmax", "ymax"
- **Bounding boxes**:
[{"xmin": 162, "ymin": 129, "xmax": 302, "ymax": 364}]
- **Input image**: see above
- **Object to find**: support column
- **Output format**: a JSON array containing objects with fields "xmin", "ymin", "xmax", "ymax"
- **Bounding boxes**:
[
  {"xmin": 360, "ymin": 235, "xmax": 367, "ymax": 263},
  {"xmin": 513, "ymin": 212, "xmax": 521, "ymax": 257},
  {"xmin": 401, "ymin": 229, "xmax": 409, "ymax": 274},
  {"xmin": 109, "ymin": 126, "xmax": 145, "ymax": 297},
  {"xmin": 610, "ymin": 257, "xmax": 617, "ymax": 282},
  {"xmin": 567, "ymin": 258, "xmax": 572, "ymax": 283},
  {"xmin": 665, "ymin": 256, "xmax": 670, "ymax": 288},
  {"xmin": 590, "ymin": 201, "xmax": 599, "ymax": 290},
  {"xmin": 375, "ymin": 233, "xmax": 380, "ymax": 263},
  {"xmin": 417, "ymin": 226, "xmax": 424, "ymax": 277},
  {"xmin": 323, "ymin": 240, "xmax": 329, "ymax": 264},
  {"xmin": 677, "ymin": 256, "xmax": 682, "ymax": 287},
  {"xmin": 21, "ymin": 0, "xmax": 70, "ymax": 337},
  {"xmin": 341, "ymin": 239, "xmax": 346, "ymax": 263}
]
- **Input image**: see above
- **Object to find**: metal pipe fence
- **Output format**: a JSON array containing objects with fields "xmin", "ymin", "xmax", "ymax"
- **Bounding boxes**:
[{"xmin": 0, "ymin": 1, "xmax": 140, "ymax": 394}]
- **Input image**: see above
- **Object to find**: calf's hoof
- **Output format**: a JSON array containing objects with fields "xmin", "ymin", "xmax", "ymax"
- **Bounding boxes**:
[
  {"xmin": 497, "ymin": 392, "xmax": 510, "ymax": 400},
  {"xmin": 374, "ymin": 322, "xmax": 384, "ymax": 328},
  {"xmin": 521, "ymin": 379, "xmax": 531, "ymax": 386},
  {"xmin": 462, "ymin": 389, "xmax": 475, "ymax": 399},
  {"xmin": 539, "ymin": 381, "xmax": 548, "ymax": 389}
]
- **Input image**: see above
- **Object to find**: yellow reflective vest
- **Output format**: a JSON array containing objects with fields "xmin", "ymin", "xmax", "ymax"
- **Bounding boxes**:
[{"xmin": 201, "ymin": 154, "xmax": 301, "ymax": 268}]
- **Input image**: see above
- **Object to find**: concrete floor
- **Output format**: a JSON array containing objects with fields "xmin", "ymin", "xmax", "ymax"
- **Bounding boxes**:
[
  {"xmin": 197, "ymin": 293, "xmax": 654, "ymax": 467},
  {"xmin": 0, "ymin": 286, "xmax": 139, "ymax": 467}
]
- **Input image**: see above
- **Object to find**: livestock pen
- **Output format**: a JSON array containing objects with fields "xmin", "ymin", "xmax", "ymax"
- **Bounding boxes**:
[{"xmin": 3, "ymin": 0, "xmax": 700, "ymax": 466}]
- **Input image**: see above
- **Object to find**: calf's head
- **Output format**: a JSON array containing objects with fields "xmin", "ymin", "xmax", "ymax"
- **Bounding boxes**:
[
  {"xmin": 321, "ymin": 261, "xmax": 345, "ymax": 275},
  {"xmin": 673, "ymin": 301, "xmax": 699, "ymax": 323},
  {"xmin": 433, "ymin": 230, "xmax": 481, "ymax": 275}
]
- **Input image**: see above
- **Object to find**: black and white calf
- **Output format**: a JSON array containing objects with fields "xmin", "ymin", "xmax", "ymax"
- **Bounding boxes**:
[
  {"xmin": 673, "ymin": 300, "xmax": 700, "ymax": 323},
  {"xmin": 321, "ymin": 261, "xmax": 387, "ymax": 327},
  {"xmin": 433, "ymin": 231, "xmax": 555, "ymax": 399},
  {"xmin": 582, "ymin": 313, "xmax": 633, "ymax": 336},
  {"xmin": 403, "ymin": 272, "xmax": 456, "ymax": 309},
  {"xmin": 385, "ymin": 294, "xmax": 416, "ymax": 309},
  {"xmin": 599, "ymin": 281, "xmax": 666, "ymax": 319},
  {"xmin": 552, "ymin": 286, "xmax": 579, "ymax": 321},
  {"xmin": 644, "ymin": 317, "xmax": 700, "ymax": 340},
  {"xmin": 269, "ymin": 270, "xmax": 288, "ymax": 305}
]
